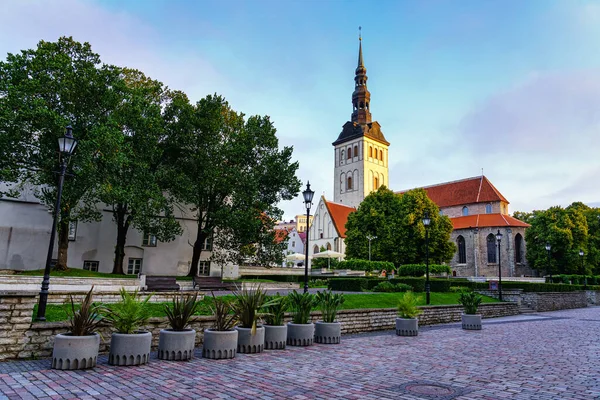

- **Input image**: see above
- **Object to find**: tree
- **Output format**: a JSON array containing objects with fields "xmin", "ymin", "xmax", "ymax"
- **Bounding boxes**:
[
  {"xmin": 0, "ymin": 37, "xmax": 123, "ymax": 269},
  {"xmin": 345, "ymin": 187, "xmax": 455, "ymax": 265},
  {"xmin": 524, "ymin": 204, "xmax": 588, "ymax": 275},
  {"xmin": 162, "ymin": 94, "xmax": 301, "ymax": 276},
  {"xmin": 96, "ymin": 69, "xmax": 182, "ymax": 275}
]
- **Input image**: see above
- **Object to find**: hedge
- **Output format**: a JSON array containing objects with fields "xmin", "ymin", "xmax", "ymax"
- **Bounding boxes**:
[
  {"xmin": 335, "ymin": 259, "xmax": 395, "ymax": 273},
  {"xmin": 328, "ymin": 277, "xmax": 452, "ymax": 293},
  {"xmin": 328, "ymin": 278, "xmax": 369, "ymax": 292},
  {"xmin": 240, "ymin": 275, "xmax": 327, "ymax": 283},
  {"xmin": 397, "ymin": 264, "xmax": 452, "ymax": 277},
  {"xmin": 456, "ymin": 280, "xmax": 600, "ymax": 292},
  {"xmin": 547, "ymin": 275, "xmax": 600, "ymax": 285}
]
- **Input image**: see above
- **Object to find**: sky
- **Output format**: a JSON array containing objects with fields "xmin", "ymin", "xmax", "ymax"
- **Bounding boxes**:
[{"xmin": 1, "ymin": 0, "xmax": 599, "ymax": 220}]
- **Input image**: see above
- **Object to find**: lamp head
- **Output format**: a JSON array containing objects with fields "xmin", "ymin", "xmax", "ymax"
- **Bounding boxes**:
[
  {"xmin": 545, "ymin": 243, "xmax": 551, "ymax": 251},
  {"xmin": 422, "ymin": 211, "xmax": 431, "ymax": 227},
  {"xmin": 302, "ymin": 181, "xmax": 315, "ymax": 210},
  {"xmin": 496, "ymin": 229, "xmax": 503, "ymax": 241},
  {"xmin": 58, "ymin": 125, "xmax": 77, "ymax": 155},
  {"xmin": 579, "ymin": 249, "xmax": 584, "ymax": 257}
]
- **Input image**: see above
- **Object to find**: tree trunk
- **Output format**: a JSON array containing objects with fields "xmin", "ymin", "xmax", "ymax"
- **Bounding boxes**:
[
  {"xmin": 188, "ymin": 229, "xmax": 207, "ymax": 277},
  {"xmin": 112, "ymin": 205, "xmax": 131, "ymax": 275},
  {"xmin": 54, "ymin": 220, "xmax": 70, "ymax": 271}
]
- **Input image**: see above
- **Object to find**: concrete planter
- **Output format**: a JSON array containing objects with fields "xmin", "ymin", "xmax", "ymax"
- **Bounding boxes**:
[
  {"xmin": 264, "ymin": 324, "xmax": 287, "ymax": 350},
  {"xmin": 287, "ymin": 322, "xmax": 315, "ymax": 346},
  {"xmin": 235, "ymin": 326, "xmax": 265, "ymax": 354},
  {"xmin": 461, "ymin": 314, "xmax": 482, "ymax": 330},
  {"xmin": 202, "ymin": 329, "xmax": 238, "ymax": 359},
  {"xmin": 395, "ymin": 318, "xmax": 419, "ymax": 336},
  {"xmin": 52, "ymin": 333, "xmax": 100, "ymax": 370},
  {"xmin": 158, "ymin": 329, "xmax": 196, "ymax": 361},
  {"xmin": 108, "ymin": 331, "xmax": 152, "ymax": 366},
  {"xmin": 314, "ymin": 321, "xmax": 341, "ymax": 344}
]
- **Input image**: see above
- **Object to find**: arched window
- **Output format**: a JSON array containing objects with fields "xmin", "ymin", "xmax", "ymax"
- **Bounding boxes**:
[
  {"xmin": 379, "ymin": 150, "xmax": 383, "ymax": 161},
  {"xmin": 487, "ymin": 234, "xmax": 497, "ymax": 263},
  {"xmin": 462, "ymin": 206, "xmax": 469, "ymax": 216},
  {"xmin": 347, "ymin": 176, "xmax": 352, "ymax": 190},
  {"xmin": 353, "ymin": 145, "xmax": 358, "ymax": 158},
  {"xmin": 515, "ymin": 233, "xmax": 523, "ymax": 263},
  {"xmin": 369, "ymin": 146, "xmax": 373, "ymax": 157},
  {"xmin": 313, "ymin": 245, "xmax": 319, "ymax": 254},
  {"xmin": 486, "ymin": 204, "xmax": 492, "ymax": 214},
  {"xmin": 374, "ymin": 177, "xmax": 379, "ymax": 189},
  {"xmin": 457, "ymin": 236, "xmax": 466, "ymax": 264},
  {"xmin": 326, "ymin": 242, "xmax": 332, "ymax": 251},
  {"xmin": 347, "ymin": 147, "xmax": 352, "ymax": 159}
]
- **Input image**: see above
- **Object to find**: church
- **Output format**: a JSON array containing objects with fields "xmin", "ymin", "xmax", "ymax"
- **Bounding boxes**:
[{"xmin": 309, "ymin": 36, "xmax": 534, "ymax": 278}]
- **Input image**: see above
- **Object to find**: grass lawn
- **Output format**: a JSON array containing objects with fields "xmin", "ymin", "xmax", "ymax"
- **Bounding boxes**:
[
  {"xmin": 16, "ymin": 269, "xmax": 135, "ymax": 279},
  {"xmin": 33, "ymin": 292, "xmax": 498, "ymax": 323}
]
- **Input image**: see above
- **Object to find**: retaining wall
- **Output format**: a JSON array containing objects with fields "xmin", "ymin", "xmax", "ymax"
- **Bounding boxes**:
[{"xmin": 478, "ymin": 289, "xmax": 590, "ymax": 311}]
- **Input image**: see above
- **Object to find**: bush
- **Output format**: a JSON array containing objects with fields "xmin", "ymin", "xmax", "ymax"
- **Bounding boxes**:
[
  {"xmin": 397, "ymin": 292, "xmax": 422, "ymax": 319},
  {"xmin": 389, "ymin": 278, "xmax": 426, "ymax": 292},
  {"xmin": 102, "ymin": 288, "xmax": 152, "ymax": 334},
  {"xmin": 287, "ymin": 290, "xmax": 317, "ymax": 324},
  {"xmin": 454, "ymin": 280, "xmax": 600, "ymax": 292},
  {"xmin": 373, "ymin": 282, "xmax": 412, "ymax": 292},
  {"xmin": 449, "ymin": 286, "xmax": 470, "ymax": 293},
  {"xmin": 328, "ymin": 278, "xmax": 368, "ymax": 292},
  {"xmin": 458, "ymin": 291, "xmax": 482, "ymax": 315},
  {"xmin": 315, "ymin": 290, "xmax": 345, "ymax": 322},
  {"xmin": 311, "ymin": 258, "xmax": 340, "ymax": 269},
  {"xmin": 397, "ymin": 264, "xmax": 452, "ymax": 277},
  {"xmin": 335, "ymin": 259, "xmax": 395, "ymax": 273}
]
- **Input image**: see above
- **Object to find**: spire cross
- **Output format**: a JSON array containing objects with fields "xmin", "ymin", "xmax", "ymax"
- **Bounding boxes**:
[{"xmin": 359, "ymin": 26, "xmax": 362, "ymax": 41}]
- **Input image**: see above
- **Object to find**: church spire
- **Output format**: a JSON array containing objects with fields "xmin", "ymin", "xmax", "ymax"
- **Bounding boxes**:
[{"xmin": 351, "ymin": 27, "xmax": 371, "ymax": 124}]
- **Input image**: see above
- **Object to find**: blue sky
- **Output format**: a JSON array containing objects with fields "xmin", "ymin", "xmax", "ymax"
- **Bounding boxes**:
[{"xmin": 1, "ymin": 0, "xmax": 599, "ymax": 219}]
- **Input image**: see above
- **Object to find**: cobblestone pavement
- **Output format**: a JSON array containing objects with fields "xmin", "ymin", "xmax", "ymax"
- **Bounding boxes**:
[{"xmin": 1, "ymin": 307, "xmax": 599, "ymax": 400}]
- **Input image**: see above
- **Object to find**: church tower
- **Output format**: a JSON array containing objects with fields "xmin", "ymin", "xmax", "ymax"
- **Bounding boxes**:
[{"xmin": 333, "ymin": 32, "xmax": 390, "ymax": 208}]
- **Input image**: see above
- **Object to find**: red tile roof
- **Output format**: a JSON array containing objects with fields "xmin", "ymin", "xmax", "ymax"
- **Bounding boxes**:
[
  {"xmin": 397, "ymin": 176, "xmax": 509, "ymax": 208},
  {"xmin": 323, "ymin": 198, "xmax": 356, "ymax": 238},
  {"xmin": 450, "ymin": 213, "xmax": 530, "ymax": 230}
]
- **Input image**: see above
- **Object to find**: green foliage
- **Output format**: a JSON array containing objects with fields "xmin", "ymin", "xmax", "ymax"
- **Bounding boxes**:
[
  {"xmin": 328, "ymin": 278, "xmax": 369, "ymax": 292},
  {"xmin": 311, "ymin": 257, "xmax": 341, "ymax": 269},
  {"xmin": 101, "ymin": 288, "xmax": 152, "ymax": 334},
  {"xmin": 458, "ymin": 291, "xmax": 482, "ymax": 315},
  {"xmin": 315, "ymin": 290, "xmax": 345, "ymax": 323},
  {"xmin": 389, "ymin": 278, "xmax": 426, "ymax": 292},
  {"xmin": 231, "ymin": 285, "xmax": 273, "ymax": 333},
  {"xmin": 397, "ymin": 292, "xmax": 423, "ymax": 319},
  {"xmin": 396, "ymin": 264, "xmax": 452, "ymax": 277},
  {"xmin": 209, "ymin": 293, "xmax": 239, "ymax": 331},
  {"xmin": 335, "ymin": 259, "xmax": 395, "ymax": 273},
  {"xmin": 262, "ymin": 295, "xmax": 288, "ymax": 326},
  {"xmin": 164, "ymin": 293, "xmax": 200, "ymax": 331},
  {"xmin": 449, "ymin": 286, "xmax": 470, "ymax": 293},
  {"xmin": 66, "ymin": 287, "xmax": 103, "ymax": 336},
  {"xmin": 454, "ymin": 280, "xmax": 599, "ymax": 292},
  {"xmin": 287, "ymin": 290, "xmax": 317, "ymax": 324},
  {"xmin": 373, "ymin": 282, "xmax": 413, "ymax": 292},
  {"xmin": 344, "ymin": 187, "xmax": 456, "ymax": 266}
]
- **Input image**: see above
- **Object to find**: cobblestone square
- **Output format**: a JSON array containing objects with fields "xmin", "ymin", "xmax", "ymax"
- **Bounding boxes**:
[{"xmin": 1, "ymin": 307, "xmax": 599, "ymax": 399}]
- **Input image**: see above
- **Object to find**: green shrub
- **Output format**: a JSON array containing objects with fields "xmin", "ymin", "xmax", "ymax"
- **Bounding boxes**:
[
  {"xmin": 389, "ymin": 278, "xmax": 426, "ymax": 292},
  {"xmin": 311, "ymin": 258, "xmax": 341, "ymax": 269},
  {"xmin": 287, "ymin": 290, "xmax": 317, "ymax": 324},
  {"xmin": 458, "ymin": 291, "xmax": 482, "ymax": 315},
  {"xmin": 164, "ymin": 293, "xmax": 200, "ymax": 331},
  {"xmin": 397, "ymin": 292, "xmax": 422, "ymax": 319},
  {"xmin": 102, "ymin": 288, "xmax": 152, "ymax": 334},
  {"xmin": 397, "ymin": 264, "xmax": 451, "ymax": 277},
  {"xmin": 449, "ymin": 286, "xmax": 470, "ymax": 293},
  {"xmin": 231, "ymin": 285, "xmax": 274, "ymax": 333},
  {"xmin": 315, "ymin": 290, "xmax": 345, "ymax": 322},
  {"xmin": 335, "ymin": 259, "xmax": 395, "ymax": 273},
  {"xmin": 262, "ymin": 295, "xmax": 288, "ymax": 326},
  {"xmin": 372, "ymin": 282, "xmax": 412, "ymax": 292},
  {"xmin": 328, "ymin": 278, "xmax": 368, "ymax": 292}
]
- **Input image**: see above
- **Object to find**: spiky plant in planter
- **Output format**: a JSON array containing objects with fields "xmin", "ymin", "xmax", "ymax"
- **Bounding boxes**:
[
  {"xmin": 203, "ymin": 293, "xmax": 239, "ymax": 359},
  {"xmin": 458, "ymin": 290, "xmax": 483, "ymax": 330},
  {"xmin": 395, "ymin": 291, "xmax": 422, "ymax": 337},
  {"xmin": 52, "ymin": 287, "xmax": 103, "ymax": 370},
  {"xmin": 287, "ymin": 290, "xmax": 317, "ymax": 346},
  {"xmin": 159, "ymin": 293, "xmax": 200, "ymax": 360},
  {"xmin": 262, "ymin": 294, "xmax": 289, "ymax": 350},
  {"xmin": 314, "ymin": 290, "xmax": 345, "ymax": 344},
  {"xmin": 231, "ymin": 285, "xmax": 276, "ymax": 353}
]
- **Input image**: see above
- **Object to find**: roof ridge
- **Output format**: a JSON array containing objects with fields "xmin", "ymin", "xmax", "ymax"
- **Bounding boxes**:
[
  {"xmin": 476, "ymin": 176, "xmax": 483, "ymax": 203},
  {"xmin": 324, "ymin": 198, "xmax": 357, "ymax": 210},
  {"xmin": 395, "ymin": 175, "xmax": 483, "ymax": 193},
  {"xmin": 323, "ymin": 200, "xmax": 342, "ymax": 237},
  {"xmin": 482, "ymin": 176, "xmax": 510, "ymax": 204},
  {"xmin": 500, "ymin": 213, "xmax": 509, "ymax": 226}
]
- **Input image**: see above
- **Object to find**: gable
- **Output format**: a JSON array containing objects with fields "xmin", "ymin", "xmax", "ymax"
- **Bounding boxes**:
[{"xmin": 323, "ymin": 198, "xmax": 356, "ymax": 238}]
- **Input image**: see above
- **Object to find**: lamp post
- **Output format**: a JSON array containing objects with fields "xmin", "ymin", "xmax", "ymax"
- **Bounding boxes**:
[
  {"xmin": 422, "ymin": 211, "xmax": 431, "ymax": 305},
  {"xmin": 36, "ymin": 126, "xmax": 78, "ymax": 321},
  {"xmin": 302, "ymin": 181, "xmax": 315, "ymax": 294},
  {"xmin": 366, "ymin": 235, "xmax": 377, "ymax": 262},
  {"xmin": 579, "ymin": 249, "xmax": 586, "ymax": 290},
  {"xmin": 545, "ymin": 243, "xmax": 552, "ymax": 282},
  {"xmin": 496, "ymin": 230, "xmax": 503, "ymax": 301}
]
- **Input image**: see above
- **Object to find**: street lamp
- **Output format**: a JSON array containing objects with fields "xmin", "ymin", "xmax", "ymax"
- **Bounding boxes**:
[
  {"xmin": 422, "ymin": 211, "xmax": 431, "ymax": 305},
  {"xmin": 302, "ymin": 181, "xmax": 315, "ymax": 294},
  {"xmin": 545, "ymin": 243, "xmax": 552, "ymax": 282},
  {"xmin": 36, "ymin": 126, "xmax": 78, "ymax": 321},
  {"xmin": 496, "ymin": 230, "xmax": 503, "ymax": 301},
  {"xmin": 366, "ymin": 235, "xmax": 377, "ymax": 262},
  {"xmin": 579, "ymin": 249, "xmax": 586, "ymax": 289}
]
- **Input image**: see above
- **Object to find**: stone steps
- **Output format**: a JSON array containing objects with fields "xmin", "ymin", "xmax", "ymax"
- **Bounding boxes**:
[{"xmin": 518, "ymin": 304, "xmax": 537, "ymax": 314}]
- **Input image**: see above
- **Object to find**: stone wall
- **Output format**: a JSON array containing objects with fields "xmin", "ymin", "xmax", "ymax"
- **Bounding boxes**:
[
  {"xmin": 585, "ymin": 290, "xmax": 600, "ymax": 305},
  {"xmin": 521, "ymin": 291, "xmax": 587, "ymax": 312},
  {"xmin": 0, "ymin": 292, "xmax": 38, "ymax": 360}
]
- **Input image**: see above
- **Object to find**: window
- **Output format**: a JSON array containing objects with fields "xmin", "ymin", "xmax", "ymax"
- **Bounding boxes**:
[
  {"xmin": 486, "ymin": 204, "xmax": 492, "ymax": 214},
  {"xmin": 379, "ymin": 150, "xmax": 383, "ymax": 161},
  {"xmin": 142, "ymin": 232, "xmax": 157, "ymax": 247},
  {"xmin": 199, "ymin": 261, "xmax": 210, "ymax": 276},
  {"xmin": 341, "ymin": 150, "xmax": 344, "ymax": 163},
  {"xmin": 347, "ymin": 176, "xmax": 353, "ymax": 190},
  {"xmin": 313, "ymin": 245, "xmax": 319, "ymax": 254},
  {"xmin": 83, "ymin": 260, "xmax": 99, "ymax": 272},
  {"xmin": 462, "ymin": 206, "xmax": 469, "ymax": 216},
  {"xmin": 320, "ymin": 232, "xmax": 324, "ymax": 239},
  {"xmin": 374, "ymin": 177, "xmax": 379, "ymax": 189},
  {"xmin": 202, "ymin": 236, "xmax": 213, "ymax": 251},
  {"xmin": 369, "ymin": 146, "xmax": 373, "ymax": 157},
  {"xmin": 127, "ymin": 258, "xmax": 142, "ymax": 275},
  {"xmin": 292, "ymin": 241, "xmax": 296, "ymax": 247},
  {"xmin": 353, "ymin": 145, "xmax": 358, "ymax": 158},
  {"xmin": 50, "ymin": 259, "xmax": 57, "ymax": 268},
  {"xmin": 457, "ymin": 236, "xmax": 466, "ymax": 264},
  {"xmin": 347, "ymin": 147, "xmax": 352, "ymax": 159},
  {"xmin": 326, "ymin": 242, "xmax": 332, "ymax": 250},
  {"xmin": 515, "ymin": 233, "xmax": 523, "ymax": 263},
  {"xmin": 487, "ymin": 234, "xmax": 496, "ymax": 263},
  {"xmin": 68, "ymin": 221, "xmax": 77, "ymax": 241}
]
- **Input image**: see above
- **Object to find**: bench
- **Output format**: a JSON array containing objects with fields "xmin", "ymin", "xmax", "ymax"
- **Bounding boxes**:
[
  {"xmin": 192, "ymin": 276, "xmax": 237, "ymax": 291},
  {"xmin": 145, "ymin": 276, "xmax": 180, "ymax": 292}
]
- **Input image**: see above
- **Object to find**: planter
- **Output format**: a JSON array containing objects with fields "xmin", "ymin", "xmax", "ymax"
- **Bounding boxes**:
[
  {"xmin": 158, "ymin": 329, "xmax": 196, "ymax": 361},
  {"xmin": 52, "ymin": 333, "xmax": 100, "ymax": 370},
  {"xmin": 108, "ymin": 331, "xmax": 152, "ymax": 366},
  {"xmin": 461, "ymin": 313, "xmax": 482, "ymax": 330},
  {"xmin": 202, "ymin": 329, "xmax": 238, "ymax": 359},
  {"xmin": 264, "ymin": 324, "xmax": 287, "ymax": 350},
  {"xmin": 314, "ymin": 321, "xmax": 341, "ymax": 344},
  {"xmin": 287, "ymin": 322, "xmax": 315, "ymax": 346},
  {"xmin": 395, "ymin": 318, "xmax": 419, "ymax": 336},
  {"xmin": 235, "ymin": 326, "xmax": 265, "ymax": 354}
]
